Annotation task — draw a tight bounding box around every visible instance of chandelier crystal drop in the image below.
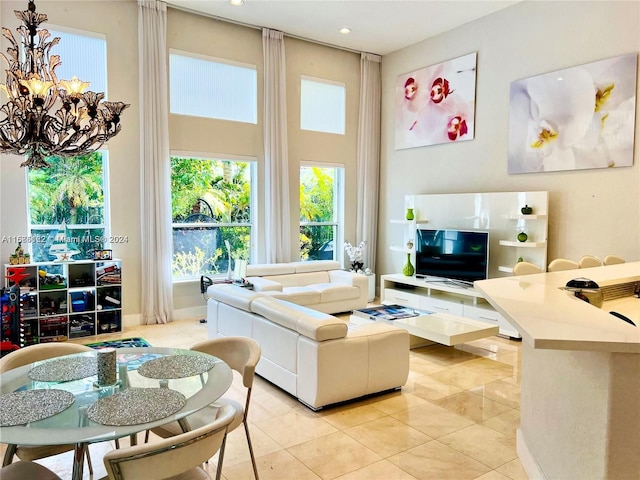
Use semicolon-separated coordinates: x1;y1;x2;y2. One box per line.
0;1;129;168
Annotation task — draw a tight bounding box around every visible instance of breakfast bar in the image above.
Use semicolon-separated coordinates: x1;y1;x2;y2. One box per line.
475;262;640;480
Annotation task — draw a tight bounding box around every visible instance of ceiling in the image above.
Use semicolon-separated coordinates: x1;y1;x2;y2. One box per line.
163;0;520;55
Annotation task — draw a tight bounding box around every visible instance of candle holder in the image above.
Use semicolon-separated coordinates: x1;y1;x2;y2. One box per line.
94;348;118;388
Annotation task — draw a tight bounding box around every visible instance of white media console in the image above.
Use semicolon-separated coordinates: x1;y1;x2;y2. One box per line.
384;191;550;340
380;273;520;338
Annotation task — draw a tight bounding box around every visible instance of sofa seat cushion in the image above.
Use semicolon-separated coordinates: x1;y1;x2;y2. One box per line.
248;277;282;292
207;284;263;312
309;283;360;303
251;297;347;341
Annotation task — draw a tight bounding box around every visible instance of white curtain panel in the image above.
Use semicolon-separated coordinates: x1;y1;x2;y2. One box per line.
262;28;292;263
138;0;173;324
356;53;382;272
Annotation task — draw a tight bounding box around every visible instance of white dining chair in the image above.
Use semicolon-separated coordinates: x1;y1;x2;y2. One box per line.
548;258;579;272
103;403;238;480
0;460;63;480
148;337;261;480
0;343;94;473
603;254;625;265
513;261;542;275
578;255;601;268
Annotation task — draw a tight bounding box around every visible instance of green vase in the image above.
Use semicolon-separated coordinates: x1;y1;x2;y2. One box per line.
405;208;415;221
402;253;415;276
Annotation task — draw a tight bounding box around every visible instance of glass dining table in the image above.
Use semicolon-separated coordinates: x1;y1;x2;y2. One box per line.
0;346;233;480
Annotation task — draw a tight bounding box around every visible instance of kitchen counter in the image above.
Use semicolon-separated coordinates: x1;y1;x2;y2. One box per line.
475;262;640;480
475;262;640;352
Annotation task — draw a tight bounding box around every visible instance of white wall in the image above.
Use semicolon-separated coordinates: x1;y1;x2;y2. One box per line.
378;0;640;277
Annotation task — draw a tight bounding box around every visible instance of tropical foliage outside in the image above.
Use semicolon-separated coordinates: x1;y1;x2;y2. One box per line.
27;155;338;276
28;153;106;262
300;166;337;261
171;157;251;279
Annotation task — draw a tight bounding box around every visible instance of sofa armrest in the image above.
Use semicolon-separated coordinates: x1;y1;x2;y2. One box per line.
328;270;368;289
247;277;283;292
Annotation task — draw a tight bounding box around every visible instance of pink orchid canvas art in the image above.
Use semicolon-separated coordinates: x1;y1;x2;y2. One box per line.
395;52;477;149
507;53;637;173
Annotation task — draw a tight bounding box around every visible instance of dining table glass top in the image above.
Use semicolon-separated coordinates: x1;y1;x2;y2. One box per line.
0;346;233;446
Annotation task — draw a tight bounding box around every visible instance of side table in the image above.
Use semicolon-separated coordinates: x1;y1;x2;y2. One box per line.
366;274;375;302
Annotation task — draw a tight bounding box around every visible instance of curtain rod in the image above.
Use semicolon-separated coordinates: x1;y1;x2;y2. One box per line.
167;3;369;56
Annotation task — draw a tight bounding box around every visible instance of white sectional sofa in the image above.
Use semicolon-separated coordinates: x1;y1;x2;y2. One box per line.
206;283;410;410
244;260;368;314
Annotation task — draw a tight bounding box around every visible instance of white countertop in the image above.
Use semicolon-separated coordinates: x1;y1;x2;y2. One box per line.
475;262;640;353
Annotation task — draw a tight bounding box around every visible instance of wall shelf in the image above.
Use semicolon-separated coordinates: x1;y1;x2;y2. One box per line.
390;245;413;254
505;214;548;220
399;192;549;277
499;240;547;248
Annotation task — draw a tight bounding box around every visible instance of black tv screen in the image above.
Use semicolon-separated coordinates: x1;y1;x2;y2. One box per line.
415;229;489;284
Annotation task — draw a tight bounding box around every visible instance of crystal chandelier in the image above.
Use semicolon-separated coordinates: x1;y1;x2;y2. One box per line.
0;1;129;168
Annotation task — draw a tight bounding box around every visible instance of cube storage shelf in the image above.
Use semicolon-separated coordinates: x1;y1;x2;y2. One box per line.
3;260;122;346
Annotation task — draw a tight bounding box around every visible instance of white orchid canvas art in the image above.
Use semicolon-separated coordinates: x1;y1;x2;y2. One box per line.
508;53;637;174
395;52;477;149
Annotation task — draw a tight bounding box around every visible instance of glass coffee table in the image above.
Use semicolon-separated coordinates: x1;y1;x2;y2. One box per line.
352;305;499;346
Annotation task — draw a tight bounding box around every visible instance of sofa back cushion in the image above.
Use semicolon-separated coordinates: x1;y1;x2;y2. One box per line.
292;260;341;273
251;297;347;341
246;263;296;277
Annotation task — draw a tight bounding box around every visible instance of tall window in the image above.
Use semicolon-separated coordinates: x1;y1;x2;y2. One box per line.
171;156;255;280
169;51;257;124
300;76;346;134
299;165;344;261
26;28;110;262
27;152;109;262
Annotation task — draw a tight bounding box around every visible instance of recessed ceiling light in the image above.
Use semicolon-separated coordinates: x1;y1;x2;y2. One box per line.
230;0;244;6
339;27;351;34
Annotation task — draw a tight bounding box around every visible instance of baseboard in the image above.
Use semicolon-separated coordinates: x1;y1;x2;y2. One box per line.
172;306;206;321
122;306;206;328
516;428;546;479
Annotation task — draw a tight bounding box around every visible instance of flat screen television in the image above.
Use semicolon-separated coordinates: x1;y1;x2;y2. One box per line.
415;228;489;285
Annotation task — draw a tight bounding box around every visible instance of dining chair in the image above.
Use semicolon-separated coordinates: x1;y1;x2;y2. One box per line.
0;343;94;474
513;261;542;275
103;403;238;480
547;258;579;272
578;255;602;268
148;336;261;480
0;460;63;480
603;254;625;266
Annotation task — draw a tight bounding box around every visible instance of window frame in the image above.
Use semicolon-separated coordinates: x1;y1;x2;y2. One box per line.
170;151;257;282
25;150;112;261
300;75;347;135
24;26;111;262
169;49;258;124
299;162;345;263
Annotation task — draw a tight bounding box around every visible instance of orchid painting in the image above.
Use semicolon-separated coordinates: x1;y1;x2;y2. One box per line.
508;53;637;173
395;52;477;149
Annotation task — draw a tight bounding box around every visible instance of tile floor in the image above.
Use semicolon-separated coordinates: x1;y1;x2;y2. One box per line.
3;314;529;480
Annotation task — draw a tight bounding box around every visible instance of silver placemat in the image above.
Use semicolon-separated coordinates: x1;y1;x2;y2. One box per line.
0;389;75;426
28;357;97;382
137;354;217;379
87;388;186;426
